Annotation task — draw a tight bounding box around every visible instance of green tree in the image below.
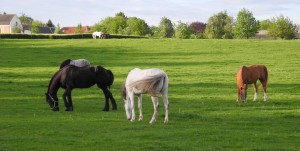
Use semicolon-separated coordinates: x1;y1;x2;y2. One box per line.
75;23;83;34
98;15;126;34
259;19;271;30
158;17;174;38
268;15;297;39
175;21;193;39
19;13;33;32
205;11;233;39
31;20;44;33
124;17;149;36
55;24;62;34
233;8;259;39
12;22;21;33
46;19;55;27
93;12;150;36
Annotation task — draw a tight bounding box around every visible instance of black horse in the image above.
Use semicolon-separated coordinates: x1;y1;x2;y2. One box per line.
45;65;117;111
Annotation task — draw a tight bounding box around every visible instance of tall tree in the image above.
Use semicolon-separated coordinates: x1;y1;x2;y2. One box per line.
75;23;83;34
158;17;174;38
205;11;233;39
175;21;193;39
190;22;206;34
46;19;55;27
31;20;44;33
259;19;271;30
268;15;297;39
55;24;62;34
233;8;259;39
19;13;33;32
125;17;150;36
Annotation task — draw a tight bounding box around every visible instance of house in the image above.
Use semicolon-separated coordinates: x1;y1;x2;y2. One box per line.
38;27;56;34
60;26;90;34
0;14;23;33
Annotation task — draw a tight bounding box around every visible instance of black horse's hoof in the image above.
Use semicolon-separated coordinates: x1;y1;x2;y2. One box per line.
51;107;59;111
102;108;109;112
112;107;117;110
65;107;73;111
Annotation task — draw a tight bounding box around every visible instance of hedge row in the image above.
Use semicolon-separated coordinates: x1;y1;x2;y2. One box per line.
0;33;147;39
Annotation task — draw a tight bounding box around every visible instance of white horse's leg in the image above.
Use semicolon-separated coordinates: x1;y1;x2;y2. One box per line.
264;92;268;101
252;83;258;101
162;93;169;123
149;96;159;124
253;92;258;101
129;92;135;122
137;94;143;121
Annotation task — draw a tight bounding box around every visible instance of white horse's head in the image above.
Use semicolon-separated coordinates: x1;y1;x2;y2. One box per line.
123;97;132;120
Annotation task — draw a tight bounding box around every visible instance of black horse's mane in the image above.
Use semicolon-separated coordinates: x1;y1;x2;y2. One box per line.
60;59;71;69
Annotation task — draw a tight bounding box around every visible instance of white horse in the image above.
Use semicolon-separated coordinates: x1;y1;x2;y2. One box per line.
92;31;103;39
122;68;169;124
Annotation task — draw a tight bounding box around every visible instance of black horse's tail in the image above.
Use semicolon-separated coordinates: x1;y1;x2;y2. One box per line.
60;59;71;69
106;70;114;88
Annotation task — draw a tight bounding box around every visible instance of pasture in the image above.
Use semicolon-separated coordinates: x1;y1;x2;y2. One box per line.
0;39;299;151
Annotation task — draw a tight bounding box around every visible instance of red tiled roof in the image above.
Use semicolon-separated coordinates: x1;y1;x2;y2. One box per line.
60;26;90;34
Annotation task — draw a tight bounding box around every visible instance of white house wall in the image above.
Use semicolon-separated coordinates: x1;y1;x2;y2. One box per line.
9;15;23;33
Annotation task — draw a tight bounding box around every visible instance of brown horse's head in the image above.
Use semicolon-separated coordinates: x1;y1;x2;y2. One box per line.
239;84;247;102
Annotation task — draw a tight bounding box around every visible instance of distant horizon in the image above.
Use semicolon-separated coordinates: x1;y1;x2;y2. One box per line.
2;0;300;27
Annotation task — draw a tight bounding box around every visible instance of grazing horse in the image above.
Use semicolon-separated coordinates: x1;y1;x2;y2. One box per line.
92;32;103;39
122;68;169;124
100;33;110;39
59;59;91;69
45;65;117;111
236;65;268;102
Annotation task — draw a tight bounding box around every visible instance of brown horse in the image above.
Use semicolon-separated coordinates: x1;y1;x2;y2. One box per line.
236;65;268;102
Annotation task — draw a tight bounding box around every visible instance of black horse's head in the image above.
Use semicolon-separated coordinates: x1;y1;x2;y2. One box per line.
94;66;114;88
45;93;59;111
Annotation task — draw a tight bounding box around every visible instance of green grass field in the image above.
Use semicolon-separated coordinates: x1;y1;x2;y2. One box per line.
0;39;299;151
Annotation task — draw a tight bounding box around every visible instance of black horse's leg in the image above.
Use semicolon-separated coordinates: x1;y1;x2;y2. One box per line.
101;88;110;111
108;90;117;110
63;88;73;111
67;90;73;111
62;89;69;110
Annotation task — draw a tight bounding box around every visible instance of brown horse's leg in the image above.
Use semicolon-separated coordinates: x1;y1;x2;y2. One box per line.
252;83;258;101
237;88;241;102
260;79;268;101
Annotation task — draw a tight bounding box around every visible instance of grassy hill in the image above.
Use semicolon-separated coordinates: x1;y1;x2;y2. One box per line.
0;39;299;151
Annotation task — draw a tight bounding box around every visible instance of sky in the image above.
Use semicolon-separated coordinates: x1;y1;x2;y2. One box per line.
1;0;300;27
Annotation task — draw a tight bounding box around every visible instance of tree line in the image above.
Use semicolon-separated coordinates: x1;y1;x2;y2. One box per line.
3;8;299;39
93;10;298;39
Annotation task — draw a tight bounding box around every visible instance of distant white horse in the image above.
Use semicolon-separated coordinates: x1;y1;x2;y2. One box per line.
122;68;169;124
92;32;103;39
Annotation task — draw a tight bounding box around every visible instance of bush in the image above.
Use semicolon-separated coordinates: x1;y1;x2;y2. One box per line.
0;33;147;39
